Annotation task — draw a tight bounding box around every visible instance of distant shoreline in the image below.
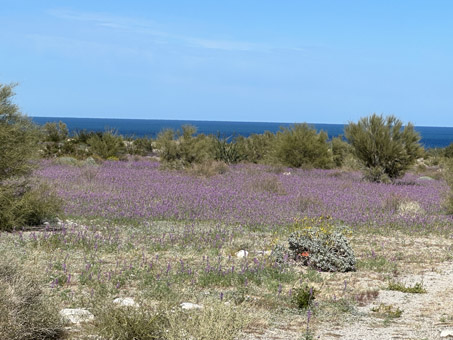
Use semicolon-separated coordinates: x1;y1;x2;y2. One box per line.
31;116;453;148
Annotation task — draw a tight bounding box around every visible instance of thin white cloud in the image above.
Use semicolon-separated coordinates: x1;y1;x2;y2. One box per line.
47;8;301;53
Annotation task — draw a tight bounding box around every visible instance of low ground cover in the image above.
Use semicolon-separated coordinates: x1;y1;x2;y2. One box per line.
1;160;453;339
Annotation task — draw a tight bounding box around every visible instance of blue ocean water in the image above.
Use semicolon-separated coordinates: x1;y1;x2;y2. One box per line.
31;116;453;149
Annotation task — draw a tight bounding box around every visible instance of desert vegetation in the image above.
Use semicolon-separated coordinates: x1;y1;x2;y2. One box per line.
2;83;453;339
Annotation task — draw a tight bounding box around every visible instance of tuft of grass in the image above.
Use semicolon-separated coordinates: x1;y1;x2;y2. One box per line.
93;301;248;340
387;281;426;294
93;302;168;340
0;260;65;340
371;303;403;319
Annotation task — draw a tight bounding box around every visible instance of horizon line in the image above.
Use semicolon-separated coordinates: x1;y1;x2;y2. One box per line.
29;115;453;129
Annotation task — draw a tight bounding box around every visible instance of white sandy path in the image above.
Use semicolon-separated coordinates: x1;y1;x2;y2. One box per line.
242;261;453;340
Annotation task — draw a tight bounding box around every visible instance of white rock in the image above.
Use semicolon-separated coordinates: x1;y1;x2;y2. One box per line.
113;297;139;307
236;250;249;258
60;308;94;324
180;302;203;310
283;172;291;176
441;330;453;338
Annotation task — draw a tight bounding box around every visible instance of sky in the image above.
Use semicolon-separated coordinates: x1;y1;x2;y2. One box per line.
1;1;453;126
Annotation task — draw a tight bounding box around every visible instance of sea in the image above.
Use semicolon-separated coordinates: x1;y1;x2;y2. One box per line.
31;117;453;149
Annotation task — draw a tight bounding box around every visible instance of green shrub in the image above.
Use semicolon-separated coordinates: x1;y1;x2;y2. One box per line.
445;142;453;158
43;121;68;143
0;261;65;340
345;114;422;182
235;131;275;163
213;135;242;164
87;129;125;159
0;182;62;231
0;83;40;180
331;136;353;167
156;125;215;166
0;83;61;231
292;284;316;309
444;159;453;215
272;123;333;169
131;137;154;156
387;281;426;294
287;219;356;272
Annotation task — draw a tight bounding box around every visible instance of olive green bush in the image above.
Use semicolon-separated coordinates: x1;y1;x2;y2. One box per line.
331;136;353;167
156;125;215;167
445;159;453;215
235;131;275;163
0;83;61;231
41;121;75;157
87;129;125;159
272;124;333;169
213;135;242;164
345;114;422;182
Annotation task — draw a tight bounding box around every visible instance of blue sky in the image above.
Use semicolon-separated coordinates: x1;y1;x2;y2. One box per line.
1;1;453;126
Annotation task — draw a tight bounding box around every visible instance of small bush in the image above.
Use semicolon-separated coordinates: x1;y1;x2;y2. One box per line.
0;261;65;340
387;281;426;294
292;284;316;309
186;160;229;177
371;303;403;319
213;135;242;164
445;159;453;215
0;182;62;231
87;129;125;159
287;218;356;272
252;176;286;195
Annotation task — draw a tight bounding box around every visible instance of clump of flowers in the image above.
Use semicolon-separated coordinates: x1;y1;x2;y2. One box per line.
287;216;356;272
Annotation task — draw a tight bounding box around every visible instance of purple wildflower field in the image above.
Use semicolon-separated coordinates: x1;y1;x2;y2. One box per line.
36;160;453;231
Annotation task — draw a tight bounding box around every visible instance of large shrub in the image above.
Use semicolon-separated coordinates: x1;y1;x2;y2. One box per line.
0;83;61;231
272;123;333;168
345;114;422;182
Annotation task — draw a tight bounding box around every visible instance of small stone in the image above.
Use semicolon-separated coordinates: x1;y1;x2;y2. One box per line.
236;250;248;258
180;302;203;310
60;308;94;324
113;297;139;307
283;172;291;176
441;329;453;338
419;176;434;181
